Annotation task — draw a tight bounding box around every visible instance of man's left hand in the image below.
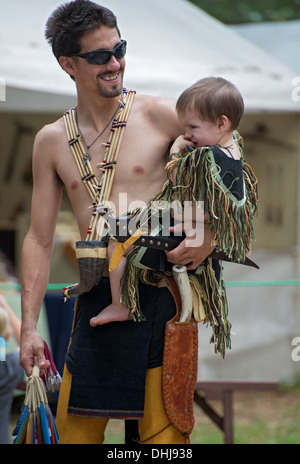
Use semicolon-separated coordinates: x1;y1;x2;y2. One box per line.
165;222;214;271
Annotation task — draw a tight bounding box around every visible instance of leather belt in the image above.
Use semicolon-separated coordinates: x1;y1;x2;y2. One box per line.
107;216;259;269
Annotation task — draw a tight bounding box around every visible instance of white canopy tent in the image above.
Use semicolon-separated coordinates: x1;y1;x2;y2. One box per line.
0;0;298;113
232;19;300;76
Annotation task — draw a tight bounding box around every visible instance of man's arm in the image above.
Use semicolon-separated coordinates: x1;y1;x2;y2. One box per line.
20;126;63;376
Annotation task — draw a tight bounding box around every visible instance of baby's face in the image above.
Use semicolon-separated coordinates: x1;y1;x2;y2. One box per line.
179;110;220;147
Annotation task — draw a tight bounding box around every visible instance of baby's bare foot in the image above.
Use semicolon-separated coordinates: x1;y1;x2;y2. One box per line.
90;303;130;326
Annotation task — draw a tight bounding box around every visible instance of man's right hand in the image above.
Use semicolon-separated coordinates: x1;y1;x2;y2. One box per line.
19;329;50;377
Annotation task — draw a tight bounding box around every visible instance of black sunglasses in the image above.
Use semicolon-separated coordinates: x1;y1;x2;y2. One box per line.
70;40;127;65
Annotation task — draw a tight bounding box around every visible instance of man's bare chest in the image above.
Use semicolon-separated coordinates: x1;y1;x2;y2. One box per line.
57;122;168;198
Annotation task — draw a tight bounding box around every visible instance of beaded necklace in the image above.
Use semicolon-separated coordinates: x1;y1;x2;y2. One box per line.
76;101;121;152
63;88;136;241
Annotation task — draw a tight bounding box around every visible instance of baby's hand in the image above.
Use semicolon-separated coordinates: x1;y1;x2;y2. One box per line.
170;136;195;154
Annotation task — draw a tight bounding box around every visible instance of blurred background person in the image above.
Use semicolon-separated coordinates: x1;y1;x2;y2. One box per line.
0;292;25;444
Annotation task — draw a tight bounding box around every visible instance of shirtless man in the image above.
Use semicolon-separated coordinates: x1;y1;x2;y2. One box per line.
19;1;213;444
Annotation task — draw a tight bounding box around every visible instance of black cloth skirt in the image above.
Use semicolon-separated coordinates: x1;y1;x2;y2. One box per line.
65;277;176;419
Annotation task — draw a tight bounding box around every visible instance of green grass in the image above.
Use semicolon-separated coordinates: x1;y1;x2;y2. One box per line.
191;420;300;445
11;386;300;445
191;388;300;445
102;384;300;445
102;401;300;445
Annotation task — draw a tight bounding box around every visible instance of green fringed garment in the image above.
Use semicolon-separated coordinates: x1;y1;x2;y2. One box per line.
121;132;258;358
155;131;258;262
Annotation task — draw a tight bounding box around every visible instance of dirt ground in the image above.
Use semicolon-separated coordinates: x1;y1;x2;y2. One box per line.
233;388;300;424
195;387;300;423
192;386;300;443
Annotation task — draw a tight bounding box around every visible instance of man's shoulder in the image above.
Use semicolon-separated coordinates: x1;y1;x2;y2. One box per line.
32;116;68;165
36;116;65;144
135;93;176;114
134;93;180;135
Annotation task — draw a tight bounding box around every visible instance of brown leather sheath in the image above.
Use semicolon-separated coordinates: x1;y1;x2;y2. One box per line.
162;277;198;441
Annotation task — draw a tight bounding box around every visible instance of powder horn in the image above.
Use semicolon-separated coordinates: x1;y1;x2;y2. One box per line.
63;240;107;299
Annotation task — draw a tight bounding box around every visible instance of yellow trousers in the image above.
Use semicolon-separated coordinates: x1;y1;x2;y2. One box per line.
56;365;186;444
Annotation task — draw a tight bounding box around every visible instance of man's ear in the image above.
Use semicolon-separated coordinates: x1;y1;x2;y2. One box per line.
58;56;77;79
217;115;229;131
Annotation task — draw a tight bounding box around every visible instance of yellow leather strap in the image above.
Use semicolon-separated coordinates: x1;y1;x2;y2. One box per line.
109;229;142;272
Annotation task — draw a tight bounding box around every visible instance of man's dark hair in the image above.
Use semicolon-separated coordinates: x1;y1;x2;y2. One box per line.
45;0;121;61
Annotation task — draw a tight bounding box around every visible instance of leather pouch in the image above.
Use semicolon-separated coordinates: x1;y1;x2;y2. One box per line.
162;278;198;441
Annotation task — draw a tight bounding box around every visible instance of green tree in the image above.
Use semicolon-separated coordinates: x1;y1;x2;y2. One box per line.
187;0;300;24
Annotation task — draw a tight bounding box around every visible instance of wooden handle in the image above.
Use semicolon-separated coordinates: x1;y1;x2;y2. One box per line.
32;357;40;377
172;265;193;322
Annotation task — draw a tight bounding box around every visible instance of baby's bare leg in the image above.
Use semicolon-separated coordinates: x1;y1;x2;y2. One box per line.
90;241;130;326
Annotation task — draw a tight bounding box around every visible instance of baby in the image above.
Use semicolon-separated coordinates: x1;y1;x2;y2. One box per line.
90;77;257;326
